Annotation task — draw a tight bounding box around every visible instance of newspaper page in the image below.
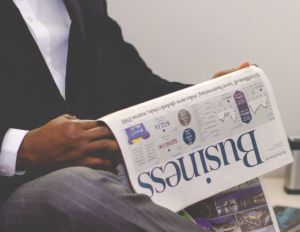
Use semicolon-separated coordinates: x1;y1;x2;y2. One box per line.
99;66;293;212
179;177;280;232
117;166;279;232
274;206;300;232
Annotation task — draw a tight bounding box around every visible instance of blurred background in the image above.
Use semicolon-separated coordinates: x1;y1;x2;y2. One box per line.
107;0;300;177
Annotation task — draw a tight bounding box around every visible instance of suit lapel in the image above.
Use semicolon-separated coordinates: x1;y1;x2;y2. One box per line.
62;0;107;117
62;0;88;111
0;0;107;115
63;0;106;42
63;0;86;43
0;0;67;109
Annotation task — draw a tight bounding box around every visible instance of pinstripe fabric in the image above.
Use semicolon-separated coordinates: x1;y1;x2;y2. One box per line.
0;167;203;232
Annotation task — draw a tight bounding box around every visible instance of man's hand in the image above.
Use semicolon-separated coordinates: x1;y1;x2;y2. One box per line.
17;115;120;171
212;62;250;79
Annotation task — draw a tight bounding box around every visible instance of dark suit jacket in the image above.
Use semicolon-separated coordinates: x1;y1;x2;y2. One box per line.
0;0;190;204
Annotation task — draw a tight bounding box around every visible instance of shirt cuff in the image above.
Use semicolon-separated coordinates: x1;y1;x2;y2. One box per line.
0;129;28;177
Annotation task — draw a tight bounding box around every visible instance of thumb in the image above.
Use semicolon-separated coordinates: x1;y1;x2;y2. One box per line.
238;62;250;70
212;62;250;79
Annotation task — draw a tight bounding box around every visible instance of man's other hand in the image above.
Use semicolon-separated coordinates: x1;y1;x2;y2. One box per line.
212;62;250;79
17;115;120;171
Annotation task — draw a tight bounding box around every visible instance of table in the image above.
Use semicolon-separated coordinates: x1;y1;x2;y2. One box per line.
263;177;300;208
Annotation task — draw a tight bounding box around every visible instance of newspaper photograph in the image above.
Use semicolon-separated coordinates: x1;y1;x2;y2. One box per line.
180;178;279;232
274;206;300;232
99;66;293;212
117;166;280;232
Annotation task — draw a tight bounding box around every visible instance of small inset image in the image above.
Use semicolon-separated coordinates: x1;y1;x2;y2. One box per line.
274;206;300;232
184;198;219;219
193;218;215;232
236;205;274;232
178;110;191;126
215;185;266;216
178;210;196;224
209;215;241;232
183;128;196;145
125;123;150;145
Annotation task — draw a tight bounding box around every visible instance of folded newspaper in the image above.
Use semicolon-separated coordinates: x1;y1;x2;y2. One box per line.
98;66;293;231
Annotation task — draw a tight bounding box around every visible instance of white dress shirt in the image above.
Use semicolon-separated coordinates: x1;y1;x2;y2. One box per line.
0;0;71;176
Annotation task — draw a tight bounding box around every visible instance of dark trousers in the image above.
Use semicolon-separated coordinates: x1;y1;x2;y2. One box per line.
0;167;203;232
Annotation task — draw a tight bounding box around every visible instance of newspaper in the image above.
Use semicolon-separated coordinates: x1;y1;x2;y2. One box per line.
179;177;280;232
98;66;293;213
117;165;280;231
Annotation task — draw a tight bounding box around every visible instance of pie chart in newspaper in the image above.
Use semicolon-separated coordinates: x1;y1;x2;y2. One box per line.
183;128;196;145
178;110;191;126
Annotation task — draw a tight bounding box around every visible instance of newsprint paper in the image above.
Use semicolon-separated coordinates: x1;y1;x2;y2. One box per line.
117;166;280;232
179;177;279;232
98;66;293;230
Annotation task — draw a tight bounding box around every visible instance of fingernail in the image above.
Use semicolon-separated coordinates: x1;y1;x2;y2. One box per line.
102;126;110;135
239;62;249;68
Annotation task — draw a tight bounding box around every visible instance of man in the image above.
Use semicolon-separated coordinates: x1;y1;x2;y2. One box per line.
0;0;249;231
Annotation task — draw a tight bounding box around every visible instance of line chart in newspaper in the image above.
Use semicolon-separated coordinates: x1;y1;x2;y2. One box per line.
99;66;293;212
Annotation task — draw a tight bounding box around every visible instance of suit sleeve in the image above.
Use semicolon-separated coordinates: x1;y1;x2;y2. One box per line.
95;14;192;112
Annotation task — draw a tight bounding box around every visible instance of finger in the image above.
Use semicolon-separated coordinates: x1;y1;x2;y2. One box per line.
90;151;122;160
76;120;99;130
85;139;120;153
76;156;118;169
85;126;114;141
212;68;235;79
51;157;118;170
212;62;250;79
61;114;76;120
237;62;250;70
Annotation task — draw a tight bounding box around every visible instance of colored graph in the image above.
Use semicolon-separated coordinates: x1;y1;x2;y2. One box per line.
191;80;274;147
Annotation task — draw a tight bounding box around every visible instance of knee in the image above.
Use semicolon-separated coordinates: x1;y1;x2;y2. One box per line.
41;166;124;195
16;167;127;209
2;167;134;230
47;166;120;186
